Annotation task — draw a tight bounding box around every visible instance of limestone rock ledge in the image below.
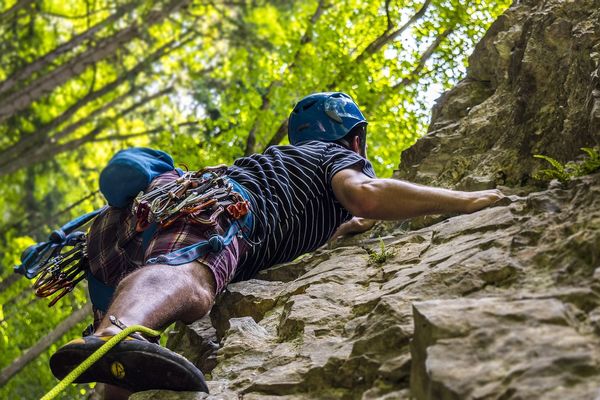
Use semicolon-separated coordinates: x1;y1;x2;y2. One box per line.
411;297;600;400
130;0;600;398
131;172;600;399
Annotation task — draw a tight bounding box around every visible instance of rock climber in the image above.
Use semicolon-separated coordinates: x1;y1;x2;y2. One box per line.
50;92;503;398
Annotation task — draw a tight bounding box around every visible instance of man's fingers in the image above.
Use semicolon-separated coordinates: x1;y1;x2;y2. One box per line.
465;189;508;213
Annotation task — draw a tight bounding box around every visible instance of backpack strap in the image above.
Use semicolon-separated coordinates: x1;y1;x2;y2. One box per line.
86;270;115;313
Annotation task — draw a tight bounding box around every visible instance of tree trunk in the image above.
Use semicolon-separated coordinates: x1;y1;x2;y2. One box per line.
0;274;20;293
0;0;34;26
0;0;189;124
0;46;159;161
0;1;137;96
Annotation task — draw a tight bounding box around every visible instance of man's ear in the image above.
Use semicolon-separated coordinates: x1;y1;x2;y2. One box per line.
351;136;361;154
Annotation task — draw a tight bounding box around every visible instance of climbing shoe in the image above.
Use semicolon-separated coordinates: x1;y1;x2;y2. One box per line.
49;335;209;393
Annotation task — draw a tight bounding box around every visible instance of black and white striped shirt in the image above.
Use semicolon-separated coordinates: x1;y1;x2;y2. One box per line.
227;141;376;280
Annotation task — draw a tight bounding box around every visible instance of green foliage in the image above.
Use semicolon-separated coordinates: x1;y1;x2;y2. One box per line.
178;0;511;177
533;147;600;183
0;314;94;399
366;238;395;265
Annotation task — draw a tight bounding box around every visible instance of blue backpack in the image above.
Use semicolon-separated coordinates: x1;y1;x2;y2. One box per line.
100;147;180;208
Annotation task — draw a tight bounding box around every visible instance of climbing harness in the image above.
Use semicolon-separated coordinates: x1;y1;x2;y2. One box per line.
41;316;162;400
15;163;255;308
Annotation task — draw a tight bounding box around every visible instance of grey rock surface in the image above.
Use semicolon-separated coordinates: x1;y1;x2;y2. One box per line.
132;0;600;399
132;171;600;399
411;297;600;400
395;0;600;189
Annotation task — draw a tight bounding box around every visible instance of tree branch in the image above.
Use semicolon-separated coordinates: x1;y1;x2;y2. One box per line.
0;291;36;323
0;0;35;26
0;190;99;242
0;88;176;176
353;0;431;65
264;0;433;149
91;121;199;143
38;6;115;20
392;26;454;90
0;304;91;386
0;35;190;165
0;1;137;96
0;0;190;123
384;0;393;31
0;274;20;294
257;0;327;153
207;0;273;49
263;119;288;150
51;88;137;143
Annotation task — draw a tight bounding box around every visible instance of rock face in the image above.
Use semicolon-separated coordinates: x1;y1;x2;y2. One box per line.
131;1;600;399
396;0;600;189
411;297;600;400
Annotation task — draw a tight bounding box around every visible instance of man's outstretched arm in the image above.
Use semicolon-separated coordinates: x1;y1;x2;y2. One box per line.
332;168;504;220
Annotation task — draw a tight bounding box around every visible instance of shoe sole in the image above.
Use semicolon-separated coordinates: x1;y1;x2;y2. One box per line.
50;338;208;392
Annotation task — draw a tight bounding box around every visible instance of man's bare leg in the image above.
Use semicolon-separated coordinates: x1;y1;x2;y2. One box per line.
91;262;216;400
94;261;216;337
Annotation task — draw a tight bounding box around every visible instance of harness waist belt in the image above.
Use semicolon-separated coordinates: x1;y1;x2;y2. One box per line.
143;174;253;265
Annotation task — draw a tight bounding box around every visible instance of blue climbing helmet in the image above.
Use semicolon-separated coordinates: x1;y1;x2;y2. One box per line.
288;92;367;145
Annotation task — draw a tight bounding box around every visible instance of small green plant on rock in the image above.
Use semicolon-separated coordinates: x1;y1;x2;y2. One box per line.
533;147;600;183
366;238;395;265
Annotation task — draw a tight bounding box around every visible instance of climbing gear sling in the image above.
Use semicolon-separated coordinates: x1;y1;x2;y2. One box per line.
15;208;106;306
15;149;254;308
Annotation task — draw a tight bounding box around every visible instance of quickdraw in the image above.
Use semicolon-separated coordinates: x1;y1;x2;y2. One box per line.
227;201;250;219
132;165;250;232
33;238;88;306
15;209;102;307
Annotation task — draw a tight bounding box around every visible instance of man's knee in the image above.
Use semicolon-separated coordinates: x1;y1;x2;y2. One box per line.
137;263;215;302
182;261;217;302
176;262;217;323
